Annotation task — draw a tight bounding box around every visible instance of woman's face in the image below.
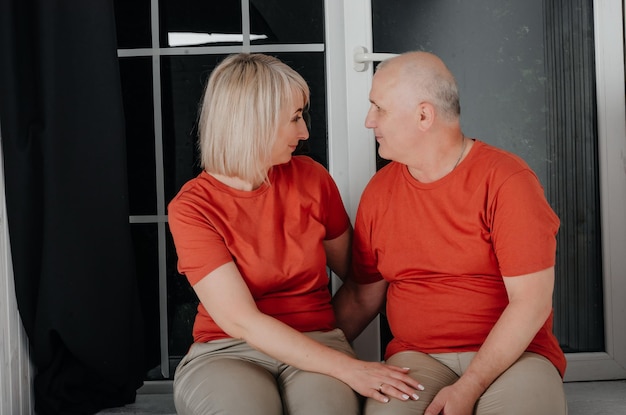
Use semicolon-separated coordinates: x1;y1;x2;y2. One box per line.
269;89;309;166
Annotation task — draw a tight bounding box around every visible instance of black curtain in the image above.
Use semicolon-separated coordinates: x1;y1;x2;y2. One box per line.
0;1;145;414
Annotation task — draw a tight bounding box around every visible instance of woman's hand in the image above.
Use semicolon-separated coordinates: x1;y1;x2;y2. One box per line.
338;359;425;403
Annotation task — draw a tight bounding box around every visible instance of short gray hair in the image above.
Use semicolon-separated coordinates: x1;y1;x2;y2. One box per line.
378;52;460;121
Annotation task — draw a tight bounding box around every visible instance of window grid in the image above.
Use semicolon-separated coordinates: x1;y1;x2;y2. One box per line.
119;0;325;379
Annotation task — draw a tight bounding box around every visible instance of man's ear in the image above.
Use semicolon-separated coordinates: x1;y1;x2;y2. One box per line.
416;101;435;130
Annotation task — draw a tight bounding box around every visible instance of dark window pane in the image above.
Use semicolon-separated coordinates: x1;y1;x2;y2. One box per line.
167;224;197;359
119;57;157;215
131;223;161;377
114;0;152;49
250;0;324;44
161;54;226;202
159;1;243;47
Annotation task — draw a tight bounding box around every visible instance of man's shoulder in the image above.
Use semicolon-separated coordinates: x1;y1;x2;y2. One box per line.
472;140;532;174
367;161;402;186
360;162;403;204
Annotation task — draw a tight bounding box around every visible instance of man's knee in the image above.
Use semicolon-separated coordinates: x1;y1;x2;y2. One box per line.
477;352;566;415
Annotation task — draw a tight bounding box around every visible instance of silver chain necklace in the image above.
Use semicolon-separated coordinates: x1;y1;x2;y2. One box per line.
452;135;467;170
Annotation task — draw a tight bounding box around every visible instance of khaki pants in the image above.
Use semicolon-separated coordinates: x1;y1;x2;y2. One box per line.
173;328;361;415
365;351;567;415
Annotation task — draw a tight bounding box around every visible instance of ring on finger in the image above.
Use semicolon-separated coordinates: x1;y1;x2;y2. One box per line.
377;383;384;392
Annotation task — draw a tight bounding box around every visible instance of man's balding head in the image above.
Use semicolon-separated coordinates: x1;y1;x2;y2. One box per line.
377;51;460;122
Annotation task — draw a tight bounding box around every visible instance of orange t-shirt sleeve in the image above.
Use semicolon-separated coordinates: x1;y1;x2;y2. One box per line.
321;170;351;240
351;189;384;284
490;170;560;276
167;195;233;286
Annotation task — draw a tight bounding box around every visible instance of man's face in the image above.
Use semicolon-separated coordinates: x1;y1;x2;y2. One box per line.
365;66;419;163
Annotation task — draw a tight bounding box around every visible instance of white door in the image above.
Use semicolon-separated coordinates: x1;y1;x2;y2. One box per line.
325;0;626;382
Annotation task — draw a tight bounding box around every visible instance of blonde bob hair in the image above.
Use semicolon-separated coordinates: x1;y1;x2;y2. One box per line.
198;53;310;184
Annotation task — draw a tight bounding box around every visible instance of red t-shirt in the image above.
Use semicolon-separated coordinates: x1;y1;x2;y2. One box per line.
168;156;350;343
353;141;566;377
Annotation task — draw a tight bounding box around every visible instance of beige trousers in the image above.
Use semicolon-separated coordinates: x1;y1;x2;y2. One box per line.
173;328;361;415
365;351;567;415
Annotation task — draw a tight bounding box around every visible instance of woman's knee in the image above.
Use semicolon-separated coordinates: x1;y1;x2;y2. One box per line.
280;367;360;415
174;357;282;415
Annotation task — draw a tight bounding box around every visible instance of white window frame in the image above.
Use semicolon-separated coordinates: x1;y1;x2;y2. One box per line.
325;0;626;381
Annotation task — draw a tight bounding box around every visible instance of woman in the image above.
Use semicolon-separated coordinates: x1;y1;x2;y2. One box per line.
168;53;423;415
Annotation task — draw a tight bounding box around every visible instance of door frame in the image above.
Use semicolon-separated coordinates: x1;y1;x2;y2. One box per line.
325;0;626;382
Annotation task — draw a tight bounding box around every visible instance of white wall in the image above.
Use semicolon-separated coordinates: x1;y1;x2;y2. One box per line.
0;134;34;415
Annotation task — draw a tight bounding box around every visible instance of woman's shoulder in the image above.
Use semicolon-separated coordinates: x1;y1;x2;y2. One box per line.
168;172;213;212
290;155;327;170
275;155;332;180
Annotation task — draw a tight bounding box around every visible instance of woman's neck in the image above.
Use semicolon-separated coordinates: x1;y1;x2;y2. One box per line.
207;172;261;191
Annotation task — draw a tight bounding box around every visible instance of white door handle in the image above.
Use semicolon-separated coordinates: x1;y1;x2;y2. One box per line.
353;46;399;72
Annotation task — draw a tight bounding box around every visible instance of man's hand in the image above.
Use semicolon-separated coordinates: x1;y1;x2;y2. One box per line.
424;377;483;415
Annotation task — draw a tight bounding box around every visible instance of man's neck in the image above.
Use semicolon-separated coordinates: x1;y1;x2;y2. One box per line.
407;132;469;183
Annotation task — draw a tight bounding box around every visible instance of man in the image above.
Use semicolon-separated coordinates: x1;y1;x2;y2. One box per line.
333;51;567;415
